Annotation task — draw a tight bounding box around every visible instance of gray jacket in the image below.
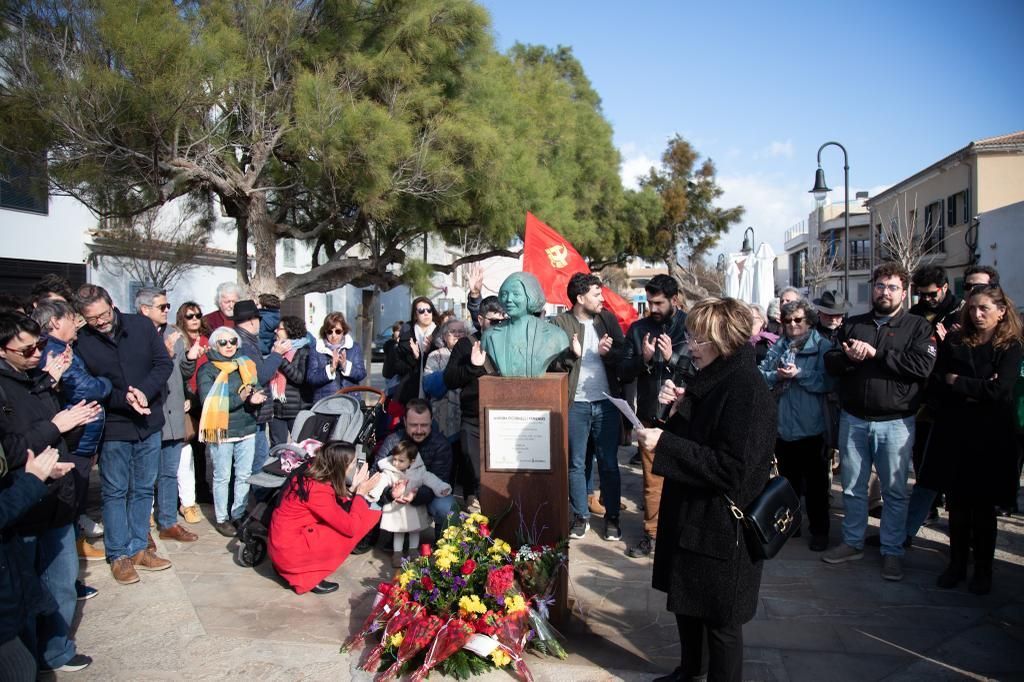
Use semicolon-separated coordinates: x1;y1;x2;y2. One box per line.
160;325;196;442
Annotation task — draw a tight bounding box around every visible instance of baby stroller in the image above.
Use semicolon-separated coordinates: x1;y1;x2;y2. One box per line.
236;386;388;567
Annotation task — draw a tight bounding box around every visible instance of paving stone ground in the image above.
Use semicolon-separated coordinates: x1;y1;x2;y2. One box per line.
64;443;1024;681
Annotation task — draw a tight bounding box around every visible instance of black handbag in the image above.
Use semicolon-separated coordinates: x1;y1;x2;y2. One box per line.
724;460;801;560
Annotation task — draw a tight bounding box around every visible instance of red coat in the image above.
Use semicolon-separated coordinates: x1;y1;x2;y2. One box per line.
268;479;381;594
203;310;234;332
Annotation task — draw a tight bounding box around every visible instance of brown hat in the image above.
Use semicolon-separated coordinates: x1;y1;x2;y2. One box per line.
812;290;848;315
232;299;260;323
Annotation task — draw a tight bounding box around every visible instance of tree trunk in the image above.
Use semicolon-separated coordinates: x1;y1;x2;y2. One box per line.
245;192;283;297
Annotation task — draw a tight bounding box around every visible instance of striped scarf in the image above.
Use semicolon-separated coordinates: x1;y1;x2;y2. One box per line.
199;357;258;444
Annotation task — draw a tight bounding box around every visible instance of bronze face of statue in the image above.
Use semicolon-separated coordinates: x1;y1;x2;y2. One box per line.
482;272;568;377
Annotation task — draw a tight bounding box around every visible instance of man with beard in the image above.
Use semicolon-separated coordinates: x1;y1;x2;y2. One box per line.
619;274;693;558
909;265;961;342
822;263;936;582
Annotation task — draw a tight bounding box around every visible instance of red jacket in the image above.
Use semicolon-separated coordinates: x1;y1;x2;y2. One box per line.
203;310;234;332
268;478;381;594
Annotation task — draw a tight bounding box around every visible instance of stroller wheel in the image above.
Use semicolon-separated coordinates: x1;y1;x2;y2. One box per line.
238;536;267;567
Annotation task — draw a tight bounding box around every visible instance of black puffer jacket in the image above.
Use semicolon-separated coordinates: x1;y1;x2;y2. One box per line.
272;346;313;422
652;344;776;625
0;362;76;534
824;309;937;420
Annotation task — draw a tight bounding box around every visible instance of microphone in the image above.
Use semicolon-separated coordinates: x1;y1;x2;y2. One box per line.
656;374;685;424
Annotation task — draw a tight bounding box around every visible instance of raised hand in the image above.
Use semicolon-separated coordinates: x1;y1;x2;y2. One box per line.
470;341;486;367
52;400;102;433
24;447;60;482
656;334;673;362
409;337;421;360
186;338;207;360
355;472;383;497
571;333;582;358
164;330;182;357
598;333;613;356
467;263;484;297
641;333;656;363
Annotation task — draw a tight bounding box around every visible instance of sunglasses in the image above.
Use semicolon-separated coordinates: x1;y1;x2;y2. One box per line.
184;312;202;320
918;290;941;299
782;317;807;324
3;339;46;358
216;338;239;347
327;328;345;336
416;307;433;315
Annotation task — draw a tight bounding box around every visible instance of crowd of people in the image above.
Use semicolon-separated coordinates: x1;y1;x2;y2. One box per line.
0;259;1021;682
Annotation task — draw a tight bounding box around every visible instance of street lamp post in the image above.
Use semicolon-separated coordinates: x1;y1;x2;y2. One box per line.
809;142;850;300
741;226;755;254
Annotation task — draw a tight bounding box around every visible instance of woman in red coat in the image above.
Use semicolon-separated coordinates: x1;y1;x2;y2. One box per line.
269;442;383;594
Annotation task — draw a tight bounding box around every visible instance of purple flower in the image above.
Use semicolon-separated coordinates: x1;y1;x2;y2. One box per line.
413;590;422;601
496;595;505;607
431;588;440;600
369;622;382;633
452;576;466;589
421;567;431;575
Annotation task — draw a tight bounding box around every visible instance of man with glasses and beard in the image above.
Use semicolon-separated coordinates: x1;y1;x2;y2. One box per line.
619;274;693;558
822;263;937;582
74;285;174;586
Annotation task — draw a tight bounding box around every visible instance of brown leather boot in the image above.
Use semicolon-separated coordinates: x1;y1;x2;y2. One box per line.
132;549;172;572
111;557;140;585
588;493;606;515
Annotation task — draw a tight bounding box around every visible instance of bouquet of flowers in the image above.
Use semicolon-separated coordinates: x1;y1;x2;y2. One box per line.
342;511;570;679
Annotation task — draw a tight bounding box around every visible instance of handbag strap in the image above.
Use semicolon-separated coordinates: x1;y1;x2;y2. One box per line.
723;454;779;521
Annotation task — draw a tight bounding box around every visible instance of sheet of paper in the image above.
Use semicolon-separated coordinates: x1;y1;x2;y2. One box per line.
487;409;551;470
602;392;644;431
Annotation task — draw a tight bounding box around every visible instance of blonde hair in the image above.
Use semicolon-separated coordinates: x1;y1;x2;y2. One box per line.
686;297;754;357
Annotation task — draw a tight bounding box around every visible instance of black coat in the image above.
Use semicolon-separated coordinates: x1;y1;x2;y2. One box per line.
652;344;776;626
75;310;173;441
0;362;76;534
620;308;694;422
917;335;1023;506
444;334;489;422
272;346;314;422
392;322;435;404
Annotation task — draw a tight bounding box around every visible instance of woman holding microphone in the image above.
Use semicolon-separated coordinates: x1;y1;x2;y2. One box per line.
638;297;777;682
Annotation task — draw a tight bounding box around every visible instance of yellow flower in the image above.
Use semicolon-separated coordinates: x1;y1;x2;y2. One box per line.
442;526;460;541
398;570;417;589
488;539;511;556
389;632;404;648
466;513;489;526
490;648;511;667
505;594;526;614
436;555;454;570
458;594;487;615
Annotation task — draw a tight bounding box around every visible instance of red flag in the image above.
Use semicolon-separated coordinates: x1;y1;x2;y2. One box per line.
522;212;638;333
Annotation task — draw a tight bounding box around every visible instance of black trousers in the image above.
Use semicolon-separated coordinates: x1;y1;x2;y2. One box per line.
775;435;829;537
946;494;997;576
676;614;742;682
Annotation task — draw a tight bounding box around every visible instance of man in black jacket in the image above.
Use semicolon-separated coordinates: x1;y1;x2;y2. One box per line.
821;263;937;582
619;274;693;558
550;273;627;542
0;312;98;672
909;265;962;342
75;285;174;586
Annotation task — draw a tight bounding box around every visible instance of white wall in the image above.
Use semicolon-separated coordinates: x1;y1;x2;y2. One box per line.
1;194;95;264
977;200;1024;304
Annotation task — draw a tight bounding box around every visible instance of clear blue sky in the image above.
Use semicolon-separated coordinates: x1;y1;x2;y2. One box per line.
479;0;1024;259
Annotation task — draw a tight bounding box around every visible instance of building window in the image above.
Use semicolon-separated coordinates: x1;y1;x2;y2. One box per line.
0;151;48;215
282;238;296;267
849;239;870;270
923;200;945;253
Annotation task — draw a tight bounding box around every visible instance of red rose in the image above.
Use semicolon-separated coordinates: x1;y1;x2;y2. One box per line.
461;559;477;575
419;543;433;557
421;576;434;591
479;524;491;537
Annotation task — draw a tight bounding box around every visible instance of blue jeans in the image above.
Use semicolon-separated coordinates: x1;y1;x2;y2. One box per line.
251;425;270;474
568;400;621;521
428;495;458;533
906;485;938;538
101;431;161;560
157;440;184;529
209;437;255;523
838;411;914;557
20;523;77;668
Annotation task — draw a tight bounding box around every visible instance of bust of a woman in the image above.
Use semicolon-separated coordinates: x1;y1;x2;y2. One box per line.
482;272;569;377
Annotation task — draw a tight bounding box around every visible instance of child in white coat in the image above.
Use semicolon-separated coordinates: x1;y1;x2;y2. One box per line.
368;440;452;567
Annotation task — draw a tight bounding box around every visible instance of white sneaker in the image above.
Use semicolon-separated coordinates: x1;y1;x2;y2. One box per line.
78;515;104;539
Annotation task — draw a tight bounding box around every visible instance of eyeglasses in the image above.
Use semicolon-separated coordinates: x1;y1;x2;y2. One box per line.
327;328;345;336
416;307;433;315
873;283;902;293
156;303;172;311
448;328;467;336
216;338;239;347
3;339;46;358
484;315;504;322
184;312;202;320
917;290;941;299
83;308;113;324
782;317;807;324
686;338;713;349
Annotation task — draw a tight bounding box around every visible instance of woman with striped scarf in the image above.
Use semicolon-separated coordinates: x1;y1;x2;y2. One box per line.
197;327;266;537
